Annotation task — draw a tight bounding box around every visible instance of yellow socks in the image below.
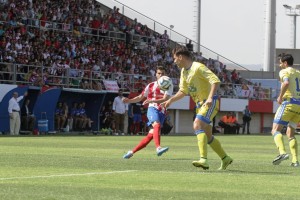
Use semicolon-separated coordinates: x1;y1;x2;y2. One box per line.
289;137;298;163
273;132;286;155
196;130;207;159
196;131;228;161
208;136;226;159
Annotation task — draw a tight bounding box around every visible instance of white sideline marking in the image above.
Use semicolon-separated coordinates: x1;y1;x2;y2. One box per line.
0;170;137;181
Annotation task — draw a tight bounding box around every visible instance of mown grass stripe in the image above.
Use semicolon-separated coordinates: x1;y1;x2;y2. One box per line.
0;170;137;181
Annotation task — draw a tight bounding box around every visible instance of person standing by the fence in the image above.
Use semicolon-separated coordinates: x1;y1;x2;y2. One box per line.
8;91;27;135
113;90;128;135
242;106;251;134
21;99;36;131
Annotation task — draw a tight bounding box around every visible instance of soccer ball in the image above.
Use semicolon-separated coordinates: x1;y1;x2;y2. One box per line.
157;76;173;91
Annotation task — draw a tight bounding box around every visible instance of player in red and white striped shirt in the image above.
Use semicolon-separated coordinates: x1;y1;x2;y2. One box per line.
122;66;173;159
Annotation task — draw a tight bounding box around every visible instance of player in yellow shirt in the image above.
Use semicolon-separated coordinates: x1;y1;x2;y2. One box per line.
272;53;300;167
161;46;233;170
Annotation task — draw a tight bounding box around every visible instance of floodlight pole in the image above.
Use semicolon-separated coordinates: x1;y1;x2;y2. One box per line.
197;0;201;53
263;0;276;72
293;15;297;49
283;5;300;49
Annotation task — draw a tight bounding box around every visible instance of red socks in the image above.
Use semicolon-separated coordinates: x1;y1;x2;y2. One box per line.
132;123;161;153
132;133;153;153
153;123;161;148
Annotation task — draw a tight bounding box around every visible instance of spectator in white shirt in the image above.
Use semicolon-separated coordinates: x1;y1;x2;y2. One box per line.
15;41;22;50
112;90;128;135
8;91;27;135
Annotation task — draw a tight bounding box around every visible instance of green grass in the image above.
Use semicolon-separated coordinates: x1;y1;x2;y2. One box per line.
0;135;299;200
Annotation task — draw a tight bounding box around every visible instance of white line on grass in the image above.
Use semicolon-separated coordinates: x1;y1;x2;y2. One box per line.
0;170;137;181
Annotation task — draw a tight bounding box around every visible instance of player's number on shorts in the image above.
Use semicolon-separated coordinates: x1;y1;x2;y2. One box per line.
295;78;300;92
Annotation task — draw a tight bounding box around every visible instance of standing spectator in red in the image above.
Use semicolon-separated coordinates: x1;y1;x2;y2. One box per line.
99;19;109;37
91;16;101;36
40;12;47;27
231;69;239;84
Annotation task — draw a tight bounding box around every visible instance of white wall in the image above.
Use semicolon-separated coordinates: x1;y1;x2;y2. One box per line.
168;110;275;135
220;98;248;112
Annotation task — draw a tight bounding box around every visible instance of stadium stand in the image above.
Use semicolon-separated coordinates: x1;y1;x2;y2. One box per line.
0;0;273;99
0;0;278;134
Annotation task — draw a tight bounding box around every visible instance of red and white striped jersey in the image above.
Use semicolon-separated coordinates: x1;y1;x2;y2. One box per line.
142;81;172;113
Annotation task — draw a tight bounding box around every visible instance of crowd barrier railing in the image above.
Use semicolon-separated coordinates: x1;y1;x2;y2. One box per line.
0;62;274;100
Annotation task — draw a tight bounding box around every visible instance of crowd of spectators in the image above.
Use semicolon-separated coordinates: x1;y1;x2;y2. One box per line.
0;0;276;136
0;0;182;92
0;0;270;99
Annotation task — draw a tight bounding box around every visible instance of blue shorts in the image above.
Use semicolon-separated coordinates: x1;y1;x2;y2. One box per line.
273;100;300;126
195;96;219;124
146;107;165;127
133;114;142;123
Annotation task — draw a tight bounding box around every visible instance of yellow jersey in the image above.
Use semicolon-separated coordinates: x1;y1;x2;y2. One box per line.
179;62;220;104
279;67;300;99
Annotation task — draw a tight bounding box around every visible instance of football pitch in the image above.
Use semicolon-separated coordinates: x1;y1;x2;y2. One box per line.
0;135;299;200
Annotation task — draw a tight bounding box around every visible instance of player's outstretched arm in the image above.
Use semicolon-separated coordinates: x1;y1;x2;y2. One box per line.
160;90;186;108
122;94;145;104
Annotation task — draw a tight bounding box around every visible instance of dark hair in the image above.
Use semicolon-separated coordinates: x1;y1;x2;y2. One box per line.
156;66;166;72
278;53;294;66
172;46;193;59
